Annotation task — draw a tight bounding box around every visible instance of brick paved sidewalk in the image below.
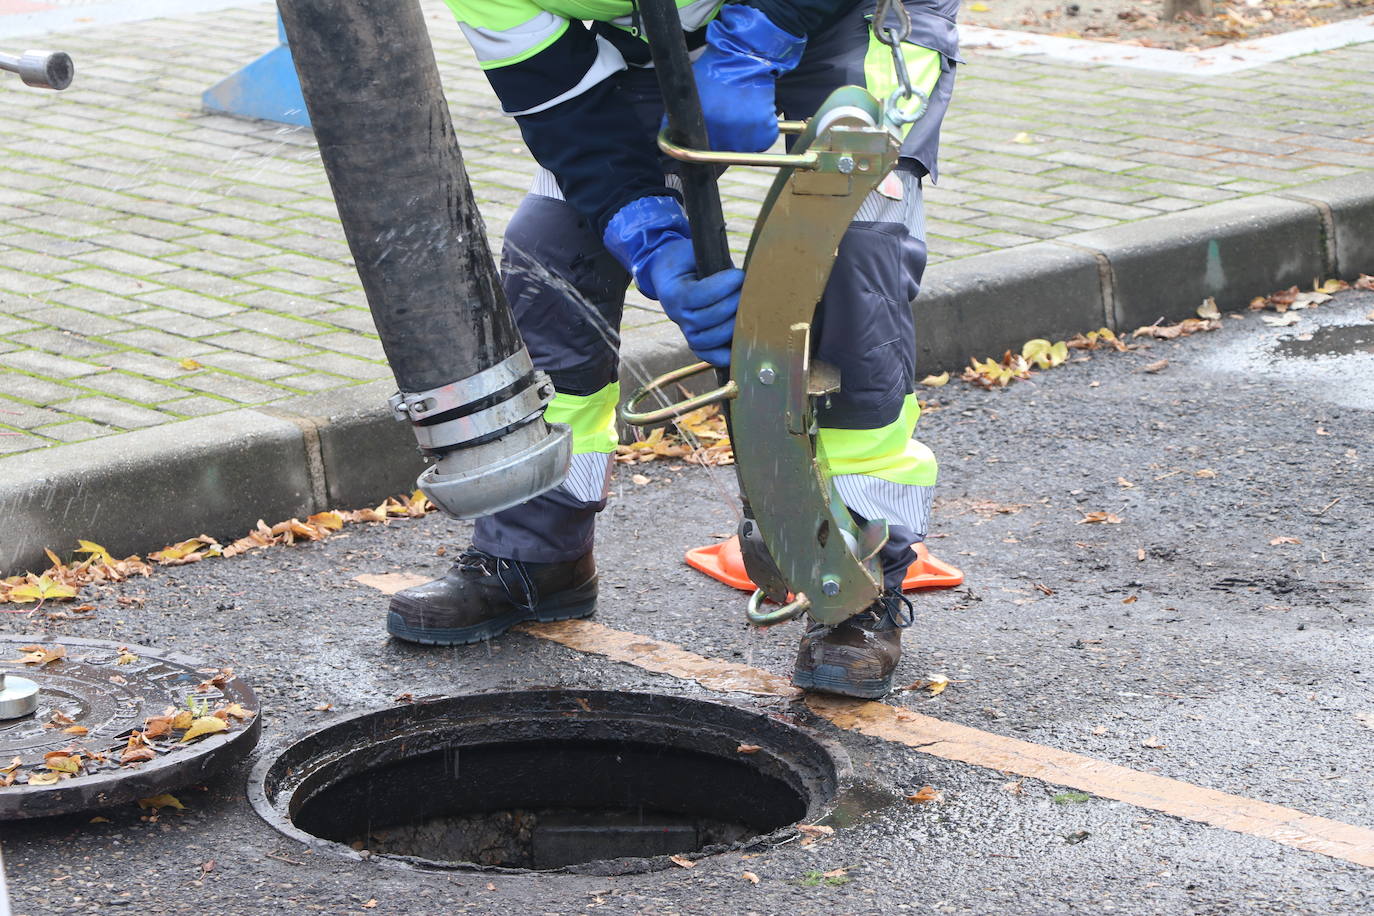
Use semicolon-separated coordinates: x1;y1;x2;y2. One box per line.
0;2;1371;456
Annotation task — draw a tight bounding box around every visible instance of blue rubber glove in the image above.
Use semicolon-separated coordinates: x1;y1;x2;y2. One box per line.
692;4;806;153
604;196;742;367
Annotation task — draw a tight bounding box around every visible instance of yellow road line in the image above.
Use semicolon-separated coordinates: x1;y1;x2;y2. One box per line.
522;619;1374;870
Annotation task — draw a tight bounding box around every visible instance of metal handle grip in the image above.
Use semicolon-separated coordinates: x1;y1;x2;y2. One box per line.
657;127;821;169
621;361;738;427
746;589;811;626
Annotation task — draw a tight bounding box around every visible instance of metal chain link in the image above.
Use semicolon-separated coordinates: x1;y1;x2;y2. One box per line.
871;0;928;129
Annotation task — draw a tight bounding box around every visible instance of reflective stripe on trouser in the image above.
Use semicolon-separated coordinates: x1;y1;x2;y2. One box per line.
472;382;619;563
819;393;937;591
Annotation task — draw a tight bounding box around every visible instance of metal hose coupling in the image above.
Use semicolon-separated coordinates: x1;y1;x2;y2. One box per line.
389;350;571;519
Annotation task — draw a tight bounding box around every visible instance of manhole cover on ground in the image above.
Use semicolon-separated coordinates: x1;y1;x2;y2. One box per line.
250;690;842;875
0;636;261;820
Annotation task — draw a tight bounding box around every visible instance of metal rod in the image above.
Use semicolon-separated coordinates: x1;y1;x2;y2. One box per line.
635;0;732;277
657;127;820;169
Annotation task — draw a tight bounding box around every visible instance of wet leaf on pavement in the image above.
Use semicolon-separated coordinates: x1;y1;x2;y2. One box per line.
8;644;67;666
1134;318;1220;340
137;794;185;811
180;716;229;742
905;785;944;804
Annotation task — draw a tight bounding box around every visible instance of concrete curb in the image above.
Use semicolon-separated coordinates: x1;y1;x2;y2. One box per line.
2;175;1372;574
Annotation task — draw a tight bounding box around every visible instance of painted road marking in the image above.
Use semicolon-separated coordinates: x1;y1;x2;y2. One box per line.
521;618;1374;870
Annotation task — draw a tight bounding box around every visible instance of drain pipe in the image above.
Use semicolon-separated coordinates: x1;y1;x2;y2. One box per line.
276;0;570;518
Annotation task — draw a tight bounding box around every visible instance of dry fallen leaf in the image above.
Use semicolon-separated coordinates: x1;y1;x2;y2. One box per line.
669;854;696;868
736;744;762;754
918;371;950;387
26;771;61;786
1078;512;1123;525
178;358;202;370
1196;297;1220;320
62;725;89;736
742;872;760;885
1022;338;1069;370
1117;477;1135;488
1141;735;1166;749
962;351;1032;388
631;474;652;486
1195;469;1217;479
1142;359;1169;373
905;785;944;804
362;901;377;910
1269;536;1302;546
1001;780;1024;795
1261;313;1300;327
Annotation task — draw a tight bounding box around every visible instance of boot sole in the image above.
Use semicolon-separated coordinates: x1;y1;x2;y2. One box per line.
386;576;598;646
792;665;895;699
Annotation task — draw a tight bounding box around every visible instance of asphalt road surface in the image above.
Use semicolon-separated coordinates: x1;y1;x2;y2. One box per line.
2;291;1372;914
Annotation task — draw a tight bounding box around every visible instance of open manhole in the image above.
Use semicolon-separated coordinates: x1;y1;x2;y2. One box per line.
249;690;842;874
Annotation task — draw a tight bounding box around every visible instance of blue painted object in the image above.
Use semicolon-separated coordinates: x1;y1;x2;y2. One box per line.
202;15;310;127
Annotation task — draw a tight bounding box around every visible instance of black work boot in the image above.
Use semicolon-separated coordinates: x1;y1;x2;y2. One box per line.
387;548;597;646
791;592;914;698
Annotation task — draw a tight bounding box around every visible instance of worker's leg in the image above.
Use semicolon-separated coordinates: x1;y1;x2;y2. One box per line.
778;1;956;696
471;185;629;563
791;171;937;697
388;184;629;645
813;169;936;593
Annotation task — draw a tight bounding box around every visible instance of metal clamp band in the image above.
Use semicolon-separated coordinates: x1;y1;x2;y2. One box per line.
389;349;536;422
410;374;553;451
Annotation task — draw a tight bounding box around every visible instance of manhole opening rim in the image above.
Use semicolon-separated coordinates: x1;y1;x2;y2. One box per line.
247;688;849;875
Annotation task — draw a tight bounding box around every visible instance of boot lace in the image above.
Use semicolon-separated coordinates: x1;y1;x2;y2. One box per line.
457;548;539;613
853;589;915;630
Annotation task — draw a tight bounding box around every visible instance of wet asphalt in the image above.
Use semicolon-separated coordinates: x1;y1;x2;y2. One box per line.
2;291;1372;915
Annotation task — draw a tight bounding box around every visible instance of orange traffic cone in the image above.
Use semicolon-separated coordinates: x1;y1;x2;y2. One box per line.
685;535;963;593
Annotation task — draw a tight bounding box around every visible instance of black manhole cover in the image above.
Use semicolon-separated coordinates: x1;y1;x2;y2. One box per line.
250;690;843;875
0;636;261;820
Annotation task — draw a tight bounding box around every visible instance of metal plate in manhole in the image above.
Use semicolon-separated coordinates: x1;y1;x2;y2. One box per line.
1;636;261;820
